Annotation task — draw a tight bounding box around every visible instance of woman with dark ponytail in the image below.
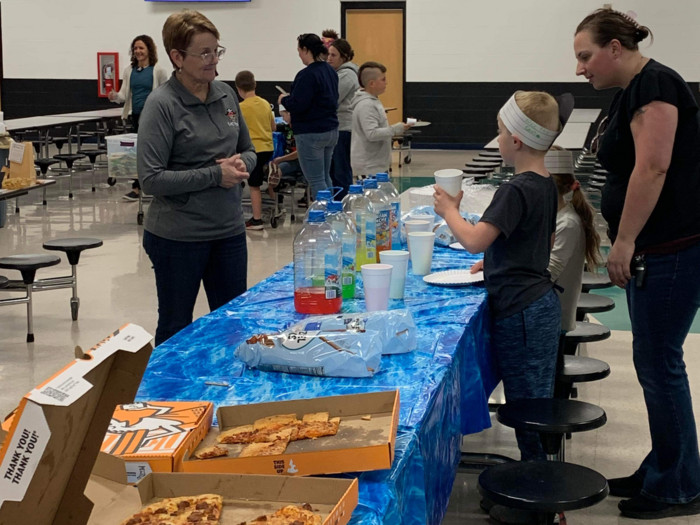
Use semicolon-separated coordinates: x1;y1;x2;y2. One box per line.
575;7;700;519
279;33;339;199
546;149;601;333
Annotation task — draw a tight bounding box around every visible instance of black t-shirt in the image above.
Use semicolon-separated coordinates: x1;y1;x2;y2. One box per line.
598;59;700;249
481;171;558;319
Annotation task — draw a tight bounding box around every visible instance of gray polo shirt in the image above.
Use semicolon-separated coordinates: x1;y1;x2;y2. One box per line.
137;73;256;242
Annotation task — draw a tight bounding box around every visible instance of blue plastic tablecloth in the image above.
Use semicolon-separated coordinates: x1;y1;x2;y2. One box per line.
136;246;499;524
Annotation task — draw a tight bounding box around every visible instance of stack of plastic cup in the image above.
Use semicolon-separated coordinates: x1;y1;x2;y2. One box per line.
361;263;393;311
408;232;435;275
379;250;410;299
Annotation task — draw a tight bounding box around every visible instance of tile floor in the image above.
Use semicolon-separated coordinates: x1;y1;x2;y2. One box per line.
1;149;699;524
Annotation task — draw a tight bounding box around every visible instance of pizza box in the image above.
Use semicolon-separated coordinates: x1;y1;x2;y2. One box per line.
87;472;358;525
0;323;153;525
181;390;399;477
100;400;214;481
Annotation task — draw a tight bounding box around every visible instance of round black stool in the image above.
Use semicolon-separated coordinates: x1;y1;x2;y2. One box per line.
562;321;611;356
555;355;611;399
78;148;107;191
479;460;609;524
497;398;607;460
34;158;60;205
0;254;61;342
576;292;615;321
42;237;103;320
582;273;612;292
479;150;503;158
53;153;86;198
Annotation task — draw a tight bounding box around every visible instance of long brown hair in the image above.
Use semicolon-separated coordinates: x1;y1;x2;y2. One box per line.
130;35;158;68
552;172;601;270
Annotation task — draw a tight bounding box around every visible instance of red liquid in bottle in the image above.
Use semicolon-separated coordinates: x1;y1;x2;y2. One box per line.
294;287;342;314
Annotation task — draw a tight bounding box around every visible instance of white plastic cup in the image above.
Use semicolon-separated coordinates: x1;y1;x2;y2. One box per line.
407;117;417;125
379;250;410;299
361;263;393;311
434;169;464;197
403;219;431;251
408;232;435;275
408;213;435;231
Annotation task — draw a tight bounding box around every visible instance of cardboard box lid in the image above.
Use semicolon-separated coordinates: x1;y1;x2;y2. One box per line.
101;401;213;459
0;324;153;525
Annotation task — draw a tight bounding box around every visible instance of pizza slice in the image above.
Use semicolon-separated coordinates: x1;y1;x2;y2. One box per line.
253;422;300;443
194;445;229;460
119;494;222;525
253;413;298;431
239;439;289;458
296;417;341;440
302;412;329;424
217;424;256;444
247;503;322;525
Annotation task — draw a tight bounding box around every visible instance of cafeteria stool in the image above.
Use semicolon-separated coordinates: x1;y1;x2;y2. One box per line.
52;152;86;199
576;292;614;321
478;460;609;525
581;271;612;292
40;237;103;321
0;253;61;342
497;398;607;461
562;320;610;356
34;158;60;205
555;354;610;400
78;148;107;191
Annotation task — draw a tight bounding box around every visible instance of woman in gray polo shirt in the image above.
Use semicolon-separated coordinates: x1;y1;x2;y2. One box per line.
136;10;256;346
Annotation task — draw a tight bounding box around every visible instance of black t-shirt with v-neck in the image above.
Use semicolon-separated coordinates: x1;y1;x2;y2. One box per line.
598;59;700;250
480;171;558;319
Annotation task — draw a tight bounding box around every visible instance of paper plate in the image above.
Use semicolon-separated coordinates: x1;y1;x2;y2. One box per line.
423;270;484;287
449;242;466;251
411;121;431;127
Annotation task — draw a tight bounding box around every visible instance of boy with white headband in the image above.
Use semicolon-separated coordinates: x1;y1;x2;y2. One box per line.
434;91;561;465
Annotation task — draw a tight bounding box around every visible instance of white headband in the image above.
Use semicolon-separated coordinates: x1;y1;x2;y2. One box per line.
499;94;559;151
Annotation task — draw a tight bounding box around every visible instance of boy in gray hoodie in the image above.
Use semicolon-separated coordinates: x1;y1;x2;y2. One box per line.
350;61;412;177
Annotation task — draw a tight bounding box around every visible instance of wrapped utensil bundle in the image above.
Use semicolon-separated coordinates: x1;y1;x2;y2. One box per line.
235;310;417;378
286;309;417;355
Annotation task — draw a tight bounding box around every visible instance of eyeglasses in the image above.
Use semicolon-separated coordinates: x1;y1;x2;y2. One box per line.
589;115;609;155
179;46;226;65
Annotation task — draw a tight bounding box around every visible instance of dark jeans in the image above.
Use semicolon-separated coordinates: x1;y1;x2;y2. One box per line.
627;241;700;503
330;130;353;200
143;230;247;346
491;289;561;460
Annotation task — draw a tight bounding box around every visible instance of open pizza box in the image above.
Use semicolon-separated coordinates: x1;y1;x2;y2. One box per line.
0;323;154;525
181;390;400;477
87;471;358;525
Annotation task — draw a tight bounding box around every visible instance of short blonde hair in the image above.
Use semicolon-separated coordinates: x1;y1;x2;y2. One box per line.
162;10;220;67
514;91;560;134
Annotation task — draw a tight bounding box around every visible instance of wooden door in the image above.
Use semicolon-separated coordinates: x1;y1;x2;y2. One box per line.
345;9;404;124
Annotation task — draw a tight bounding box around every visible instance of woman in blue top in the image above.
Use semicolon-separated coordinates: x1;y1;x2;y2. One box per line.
575;8;700;519
279;33;339;199
109;35;168;200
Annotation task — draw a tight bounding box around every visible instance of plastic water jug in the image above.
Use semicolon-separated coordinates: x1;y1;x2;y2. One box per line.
327;200;357;299
293;210;342;314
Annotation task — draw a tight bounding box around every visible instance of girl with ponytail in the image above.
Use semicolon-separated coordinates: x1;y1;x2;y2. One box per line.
546;150;601;332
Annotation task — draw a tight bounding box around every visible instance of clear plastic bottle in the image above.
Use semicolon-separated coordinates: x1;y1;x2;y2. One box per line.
343;184;376;269
304;189;332;219
376;172;401;250
326;200;357;299
293;210;342;314
363;178;392;259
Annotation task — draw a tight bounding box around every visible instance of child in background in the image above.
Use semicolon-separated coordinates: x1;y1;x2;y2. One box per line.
434;91;562;463
235;70;276;230
546;148;601;333
350;61;412;178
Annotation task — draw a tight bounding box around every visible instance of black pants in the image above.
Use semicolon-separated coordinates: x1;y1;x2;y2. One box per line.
131;113;141;190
